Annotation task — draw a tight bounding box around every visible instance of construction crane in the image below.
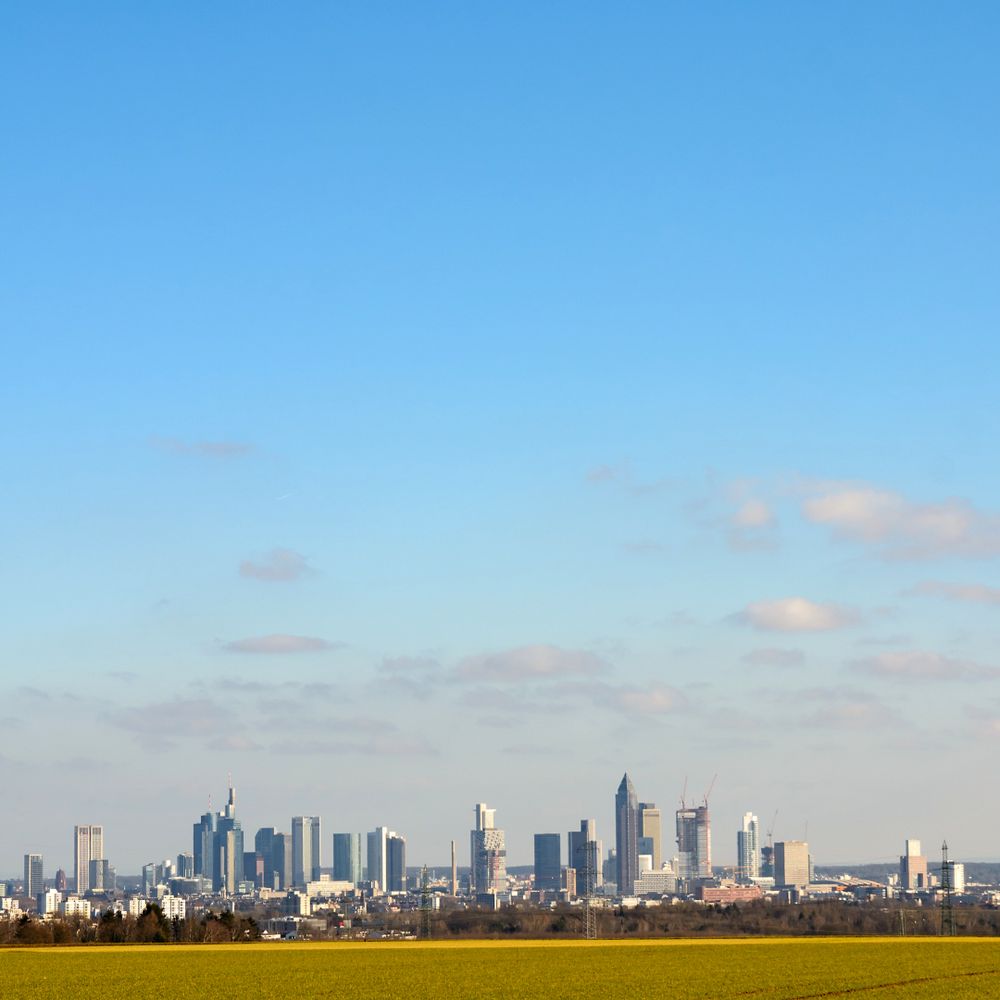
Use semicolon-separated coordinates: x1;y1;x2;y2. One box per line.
703;774;717;807
767;810;779;849
679;776;688;810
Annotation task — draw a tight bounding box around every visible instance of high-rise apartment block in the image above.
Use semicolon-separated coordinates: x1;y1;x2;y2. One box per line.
470;802;507;894
533;834;561;892
774;840;810;889
73;825;104;894
615;774;639;892
737;812;760;882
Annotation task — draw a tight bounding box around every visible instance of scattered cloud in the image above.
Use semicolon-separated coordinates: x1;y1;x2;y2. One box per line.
456;644;608;683
732;498;775;529
802;481;1000;560
222;634;340;655
150;435;254;459
586;464;621;483
771;685;897;731
602;682;685;715
102;698;231;750
239;548;315;582
584;462;673;495
851;651;1000;682
378;656;440;674
905;580;1000;606
855;634;911;647
736;597;859;632
727;498;778;552
742;647;806;668
964;705;1000;738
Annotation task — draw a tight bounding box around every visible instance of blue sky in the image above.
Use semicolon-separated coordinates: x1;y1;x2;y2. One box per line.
3;2;1000;875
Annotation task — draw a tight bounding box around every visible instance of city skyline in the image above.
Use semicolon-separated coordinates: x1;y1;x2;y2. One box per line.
5;772;979;881
5;3;1000;877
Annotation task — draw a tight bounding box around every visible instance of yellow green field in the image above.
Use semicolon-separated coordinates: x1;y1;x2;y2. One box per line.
1;938;999;999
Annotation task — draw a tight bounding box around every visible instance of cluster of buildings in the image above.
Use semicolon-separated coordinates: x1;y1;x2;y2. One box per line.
2;773;978;930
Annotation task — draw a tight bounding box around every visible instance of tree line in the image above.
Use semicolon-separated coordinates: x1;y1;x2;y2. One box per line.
0;904;261;946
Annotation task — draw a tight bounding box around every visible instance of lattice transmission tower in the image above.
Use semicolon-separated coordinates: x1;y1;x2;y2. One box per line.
582;846;598;939
420;865;433;939
940;841;956;936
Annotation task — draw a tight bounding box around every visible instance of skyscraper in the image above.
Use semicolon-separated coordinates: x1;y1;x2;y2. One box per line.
568;819;603;896
367;827;389;890
386;833;407;892
73;825;104;894
272;832;293;889
254;827;276;885
214;780;244;894
292;816;321;887
615;774;639;893
900;838;927;890
676;805;711;879
88;859;112;893
24;854;43;897
193;809;216;886
774;840;810;889
333;833;363;885
533;834;561;892
737;812;760;882
639;802;662;870
470;802;507;894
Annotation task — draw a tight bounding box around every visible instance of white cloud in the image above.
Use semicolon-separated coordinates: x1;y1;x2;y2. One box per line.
456;644;608;683
852;651;1000;682
239;548;314;582
223;634;339;654
906;580;1000;606
737;597;858;632
802;481;1000;559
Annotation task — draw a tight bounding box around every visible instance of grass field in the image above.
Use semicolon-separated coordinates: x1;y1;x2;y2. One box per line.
1;938;999;999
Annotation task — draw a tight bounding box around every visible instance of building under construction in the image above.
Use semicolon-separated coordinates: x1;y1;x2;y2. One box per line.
676;804;711;879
